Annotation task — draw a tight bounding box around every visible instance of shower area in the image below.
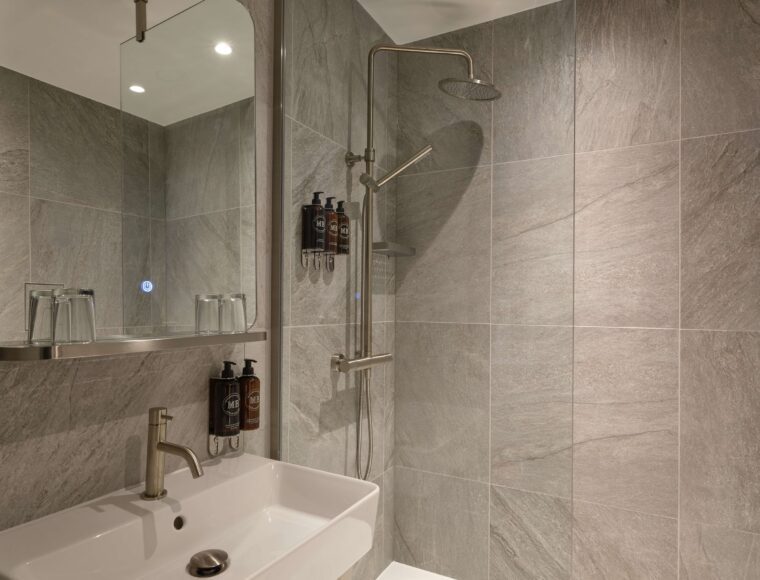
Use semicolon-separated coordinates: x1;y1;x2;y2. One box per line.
274;0;760;578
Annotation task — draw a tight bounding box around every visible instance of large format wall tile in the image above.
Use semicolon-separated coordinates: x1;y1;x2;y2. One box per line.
394;467;489;580
574;327;678;517
395;323;490;481
0;193;30;341
492;155;574;325
395;167;491;324
288;324;385;480
573;501;677;579
682;0;760;138
681;130;760;331
397;22;492;174
166;102;240;219
289;121;357;327
122;113;150;217
681;330;760;534
165;210;241;327
679;521;759;580
148;122;166;219
30;80;121;211
30;199;122;329
0;66;29;196
575;0;679;152
575;142;679;328
491;325;572;498
492;0;575;163
490;486;571;580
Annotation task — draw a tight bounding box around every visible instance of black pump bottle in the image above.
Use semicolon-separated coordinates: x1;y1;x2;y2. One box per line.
239;358;261;431
209;361;240;437
301;191;326;258
324;196;338;255
336;200;350;255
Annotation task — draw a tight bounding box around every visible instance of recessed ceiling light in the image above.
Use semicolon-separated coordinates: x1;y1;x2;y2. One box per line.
214;42;232;56
129;85;146;94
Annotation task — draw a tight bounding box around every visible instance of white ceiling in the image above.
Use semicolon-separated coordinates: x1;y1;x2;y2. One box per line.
358;0;560;44
0;0;255;125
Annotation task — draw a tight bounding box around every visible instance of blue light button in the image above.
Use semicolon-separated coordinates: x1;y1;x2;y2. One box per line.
141;280;154;293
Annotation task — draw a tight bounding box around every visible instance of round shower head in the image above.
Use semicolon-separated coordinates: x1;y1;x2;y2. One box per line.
438;77;502;101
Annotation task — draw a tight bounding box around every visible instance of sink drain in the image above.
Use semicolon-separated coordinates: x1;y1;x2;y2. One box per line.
188;549;229;577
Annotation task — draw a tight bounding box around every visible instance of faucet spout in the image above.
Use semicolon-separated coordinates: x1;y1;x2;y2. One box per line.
157;441;204;478
141;407;204;500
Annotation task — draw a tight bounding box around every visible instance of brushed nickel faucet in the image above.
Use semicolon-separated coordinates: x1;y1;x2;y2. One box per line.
141;407;204;500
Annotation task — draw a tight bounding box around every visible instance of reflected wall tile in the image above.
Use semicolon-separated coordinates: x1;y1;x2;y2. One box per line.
575;0;679;152
122;113;149;217
0;66;29;196
395;323;490;481
165;102;240;219
681;130;760;331
383;468;394;566
575;142;679;328
0;193;30;341
394;467;489;580
241;205;257;325
384;322;395;471
148;122;166;220
681;330;760;533
574;328;679;517
397;22;492;174
288;324;356;477
573;501;677;579
395;167;490;324
30;199;122;329
30;80;121;211
289;122;356;326
492;155;574;325
165;210;241;327
493;0;575;163
490;486;571;580
682;0;760;138
491;325;573;498
679;521;758;580
122;215;151;327
150;219;167;328
240;98;257;208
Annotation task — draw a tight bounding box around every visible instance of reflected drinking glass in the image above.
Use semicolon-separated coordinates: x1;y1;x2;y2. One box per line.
53;288;96;344
220;293;247;334
196;294;222;334
28;290;54;344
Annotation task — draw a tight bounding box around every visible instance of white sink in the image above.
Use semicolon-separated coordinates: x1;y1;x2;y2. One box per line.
0;454;379;580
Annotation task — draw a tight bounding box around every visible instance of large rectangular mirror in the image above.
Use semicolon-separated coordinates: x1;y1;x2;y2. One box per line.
0;0;257;345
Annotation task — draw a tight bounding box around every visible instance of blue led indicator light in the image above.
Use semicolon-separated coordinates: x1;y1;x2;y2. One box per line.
141;280;154;293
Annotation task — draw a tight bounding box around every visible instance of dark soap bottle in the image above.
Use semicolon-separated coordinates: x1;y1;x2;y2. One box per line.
324;196;338;255
301;191;326;255
209;361;240;437
239;358;261;431
336;200;350;255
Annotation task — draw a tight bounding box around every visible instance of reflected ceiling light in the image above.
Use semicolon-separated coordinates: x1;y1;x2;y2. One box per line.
129;84;146;94
214;41;232;55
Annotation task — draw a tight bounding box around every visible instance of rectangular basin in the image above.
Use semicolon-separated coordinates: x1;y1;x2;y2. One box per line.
0;454;378;580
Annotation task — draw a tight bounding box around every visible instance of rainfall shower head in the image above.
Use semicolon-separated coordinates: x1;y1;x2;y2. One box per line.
438;77;502;101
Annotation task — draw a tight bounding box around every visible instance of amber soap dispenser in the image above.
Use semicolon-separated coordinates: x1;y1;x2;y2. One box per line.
239;358;261;431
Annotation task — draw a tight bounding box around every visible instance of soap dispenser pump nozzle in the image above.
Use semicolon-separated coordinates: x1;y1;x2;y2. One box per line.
221;361;236;378
242;358;257;376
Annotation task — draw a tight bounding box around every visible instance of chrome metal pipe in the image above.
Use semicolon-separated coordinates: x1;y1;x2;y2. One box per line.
331;353;393;374
134;0;147;43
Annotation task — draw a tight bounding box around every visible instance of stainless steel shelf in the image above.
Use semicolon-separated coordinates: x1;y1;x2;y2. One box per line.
0;330;267;361
372;241;416;258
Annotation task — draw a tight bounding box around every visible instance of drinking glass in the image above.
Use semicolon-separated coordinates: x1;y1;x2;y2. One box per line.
28;290;54;344
195;294;222;334
53;288;96;344
219;293;247;334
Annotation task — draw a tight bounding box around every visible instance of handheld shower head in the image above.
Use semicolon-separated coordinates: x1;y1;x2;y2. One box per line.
439;77;501;101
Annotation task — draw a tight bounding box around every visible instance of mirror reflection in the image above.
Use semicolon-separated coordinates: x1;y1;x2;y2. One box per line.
0;0;256;344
